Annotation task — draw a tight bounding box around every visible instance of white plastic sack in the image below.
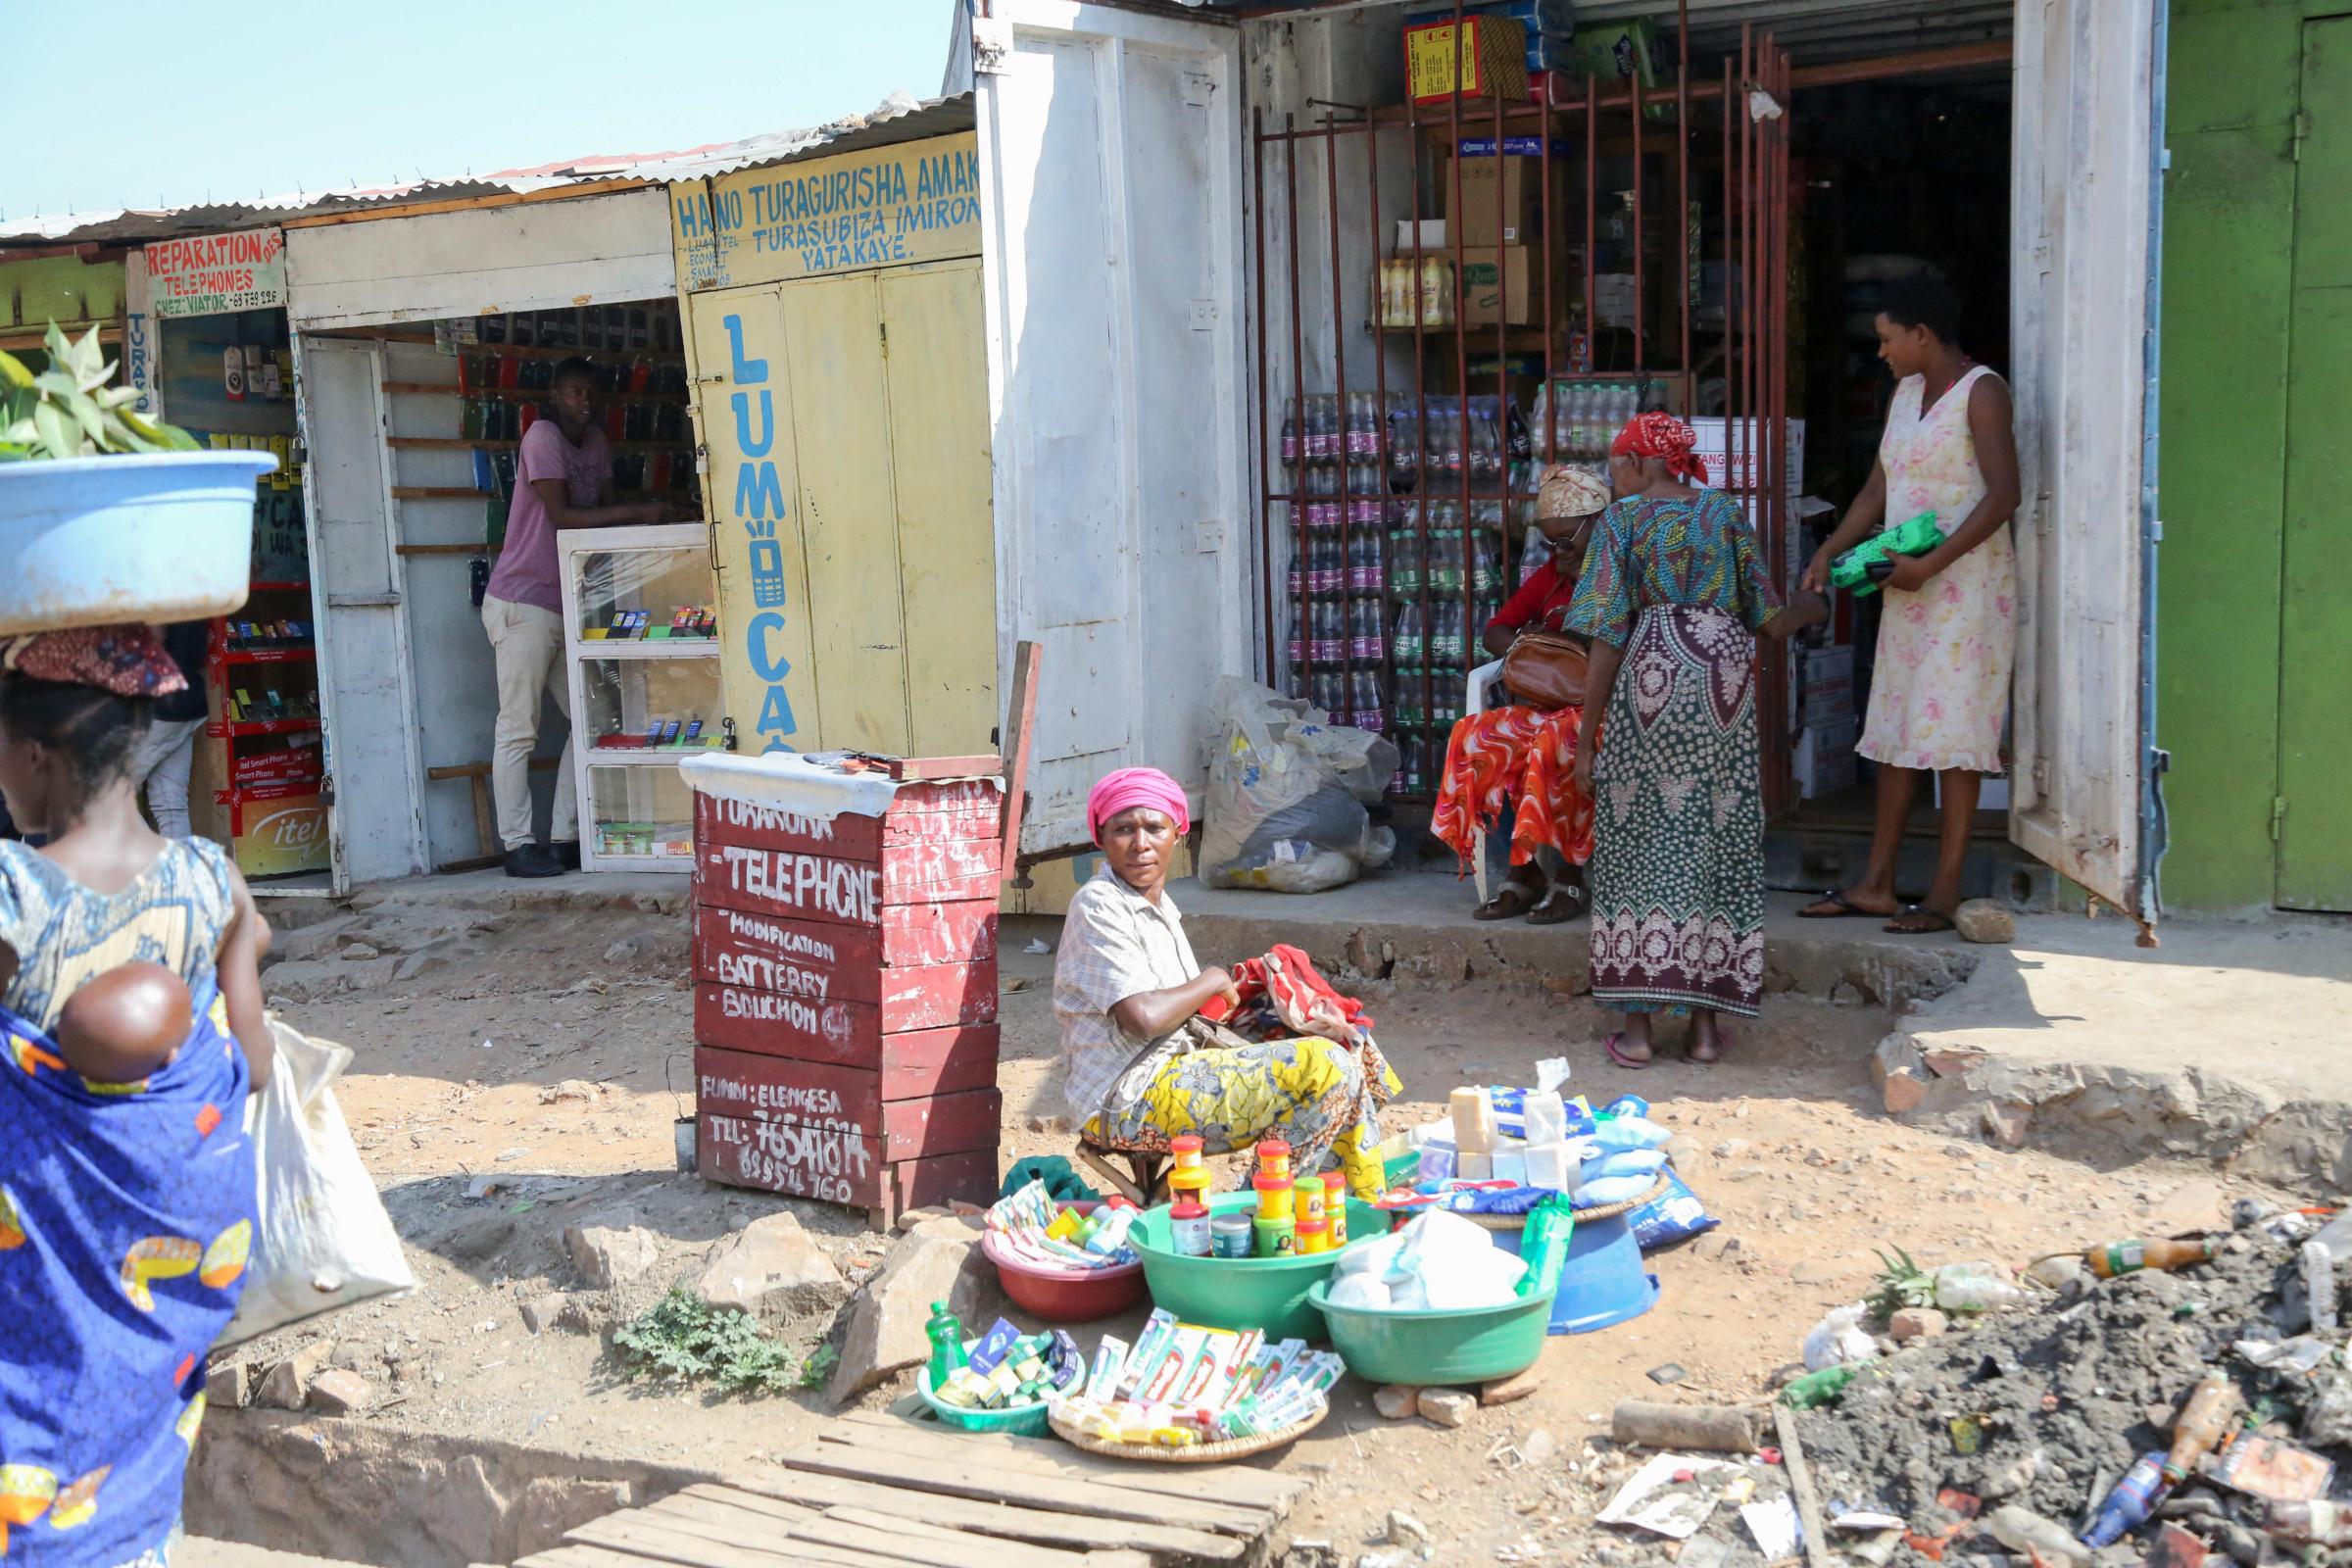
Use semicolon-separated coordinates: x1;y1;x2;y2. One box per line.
1198;676;1398;893
1391;1208;1527;1312
217;1017;415;1346
1801;1304;1879;1372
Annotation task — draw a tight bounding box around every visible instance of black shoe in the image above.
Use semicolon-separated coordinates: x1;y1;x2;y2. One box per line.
551;840;582;871
504;844;564;879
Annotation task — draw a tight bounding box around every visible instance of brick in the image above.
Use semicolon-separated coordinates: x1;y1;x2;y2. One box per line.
694;841;998;924
693;980;997;1060
696;1037;998;1117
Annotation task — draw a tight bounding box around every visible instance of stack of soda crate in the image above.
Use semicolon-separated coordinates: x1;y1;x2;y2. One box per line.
686;756;1005;1228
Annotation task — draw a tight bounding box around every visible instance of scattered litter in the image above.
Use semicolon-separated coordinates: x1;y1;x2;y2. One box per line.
464;1175;502;1200
1596;1452;1740;1539
1646;1362;1689;1386
1832;1511;1906;1533
478;1039;494;1050
1801;1305;1877;1372
1740;1494;1801;1560
493;1148;528;1163
1024;938;1054;955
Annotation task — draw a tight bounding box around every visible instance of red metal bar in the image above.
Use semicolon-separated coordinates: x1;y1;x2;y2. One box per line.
1284;114;1308;703
1631;61;1644;375
1739;26;1754;517
1678;0;1692;400
1366;109;1390;736
1324;104;1352;726
1540;88;1555;464
1449;0;1471;719
1490;75;1507;632
1585;77;1596;375
1253;106;1275;685
1721;59;1733;437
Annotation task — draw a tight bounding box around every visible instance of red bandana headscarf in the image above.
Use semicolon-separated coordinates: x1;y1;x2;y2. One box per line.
1610;411;1711;486
0;624;187;699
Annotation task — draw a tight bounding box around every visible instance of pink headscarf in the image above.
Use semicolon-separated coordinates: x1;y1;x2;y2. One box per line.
1087;767;1190;844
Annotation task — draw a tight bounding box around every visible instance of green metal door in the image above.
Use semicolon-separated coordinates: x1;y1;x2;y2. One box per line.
2278;15;2352;910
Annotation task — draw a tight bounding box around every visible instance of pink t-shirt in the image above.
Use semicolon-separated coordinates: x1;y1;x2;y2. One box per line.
485;419;612;614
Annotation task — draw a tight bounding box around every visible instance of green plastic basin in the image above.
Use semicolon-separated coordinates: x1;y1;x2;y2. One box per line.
1129;1192;1393;1342
1306;1279;1553;1386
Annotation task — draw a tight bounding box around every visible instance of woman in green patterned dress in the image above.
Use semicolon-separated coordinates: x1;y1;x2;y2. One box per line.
1567;415;1826;1065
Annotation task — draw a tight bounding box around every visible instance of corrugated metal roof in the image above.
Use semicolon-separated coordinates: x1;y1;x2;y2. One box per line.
0;94;975;250
1192;0;2011;68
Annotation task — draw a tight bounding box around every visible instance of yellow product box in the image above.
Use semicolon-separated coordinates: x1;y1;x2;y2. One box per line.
1404;16;1531;106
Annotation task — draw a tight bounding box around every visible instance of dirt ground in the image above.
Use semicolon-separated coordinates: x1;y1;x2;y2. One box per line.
225;888;2285;1563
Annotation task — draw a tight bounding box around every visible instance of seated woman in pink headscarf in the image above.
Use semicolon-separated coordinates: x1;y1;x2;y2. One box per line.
1052;766;1397;1195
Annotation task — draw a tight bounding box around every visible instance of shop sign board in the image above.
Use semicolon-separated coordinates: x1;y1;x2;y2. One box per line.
122;251;159;417
145;228;286;318
671;133;982;292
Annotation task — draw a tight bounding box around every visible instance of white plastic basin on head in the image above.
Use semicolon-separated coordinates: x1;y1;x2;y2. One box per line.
0;450;279;636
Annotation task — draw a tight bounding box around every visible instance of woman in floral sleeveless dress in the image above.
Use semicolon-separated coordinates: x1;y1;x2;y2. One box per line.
1799;276;2021;935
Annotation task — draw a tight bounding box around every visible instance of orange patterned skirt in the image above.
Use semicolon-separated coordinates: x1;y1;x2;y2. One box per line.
1431;704;1596;870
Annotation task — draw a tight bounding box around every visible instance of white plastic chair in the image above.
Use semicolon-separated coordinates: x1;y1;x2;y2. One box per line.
1464;657;1508;905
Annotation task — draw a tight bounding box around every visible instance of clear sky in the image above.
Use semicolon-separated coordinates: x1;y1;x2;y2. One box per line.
7;0;957;220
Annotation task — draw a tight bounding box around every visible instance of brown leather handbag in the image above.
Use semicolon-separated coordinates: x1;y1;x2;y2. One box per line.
1500;629;1591;710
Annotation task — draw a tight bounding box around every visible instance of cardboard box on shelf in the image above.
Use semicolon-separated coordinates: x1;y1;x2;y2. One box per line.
1446;138;1568;249
1460;247;1535;327
1796;644;1856;728
1395;218;1447;253
1404;15;1531;105
1794;717;1859;801
1407;2;1575;74
1593;273;1639;330
1690;416;1806;495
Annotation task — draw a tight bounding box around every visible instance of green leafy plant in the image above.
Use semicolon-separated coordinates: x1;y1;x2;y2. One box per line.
1867;1246;1936;1320
0;322;199;462
611;1287;802;1396
798;1343;839;1391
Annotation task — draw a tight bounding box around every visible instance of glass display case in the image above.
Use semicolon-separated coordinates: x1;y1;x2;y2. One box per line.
556;524;720;872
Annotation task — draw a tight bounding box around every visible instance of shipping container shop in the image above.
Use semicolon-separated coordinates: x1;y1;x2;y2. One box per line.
953;0;2162;924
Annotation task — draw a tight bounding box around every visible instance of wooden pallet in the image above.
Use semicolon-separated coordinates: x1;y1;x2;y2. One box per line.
515;1409;1306;1568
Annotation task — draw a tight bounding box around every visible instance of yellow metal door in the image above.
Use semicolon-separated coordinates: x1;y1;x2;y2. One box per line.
683;257;995;758
878;259;997;754
688;284;817;753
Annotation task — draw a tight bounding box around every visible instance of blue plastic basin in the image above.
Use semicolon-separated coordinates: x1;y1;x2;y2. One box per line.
1489;1207;1658;1335
0;451;276;635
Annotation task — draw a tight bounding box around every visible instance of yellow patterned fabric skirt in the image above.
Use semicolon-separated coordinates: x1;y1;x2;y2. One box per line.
1083;1034;1398;1197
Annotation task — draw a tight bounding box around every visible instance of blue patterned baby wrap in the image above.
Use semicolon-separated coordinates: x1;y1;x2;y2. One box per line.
0;979;254;1564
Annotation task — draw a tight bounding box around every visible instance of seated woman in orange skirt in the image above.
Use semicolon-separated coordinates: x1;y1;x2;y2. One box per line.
1432;466;1608;923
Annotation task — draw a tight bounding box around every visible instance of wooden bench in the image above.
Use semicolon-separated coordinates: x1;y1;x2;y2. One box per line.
426;757;558;871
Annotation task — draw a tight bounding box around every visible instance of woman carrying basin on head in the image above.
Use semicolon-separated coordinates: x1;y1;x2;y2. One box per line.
1052;766;1396;1196
0;623;275;1568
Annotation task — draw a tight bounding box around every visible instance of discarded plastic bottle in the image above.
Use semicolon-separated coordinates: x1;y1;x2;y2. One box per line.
2165;1372;2243;1482
2088;1238;2221;1279
1984;1505;2091;1567
2082;1453;2172;1547
924;1300;966;1389
2265;1500;2352;1547
1780;1363;1861;1410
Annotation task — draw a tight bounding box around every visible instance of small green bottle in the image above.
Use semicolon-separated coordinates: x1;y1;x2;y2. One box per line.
924;1300;966;1388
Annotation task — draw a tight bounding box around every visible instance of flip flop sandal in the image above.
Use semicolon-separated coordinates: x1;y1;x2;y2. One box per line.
1526;885;1585;925
1798;890;1885;919
1474;881;1544;921
1602;1031;1652;1070
1885;904;1957;935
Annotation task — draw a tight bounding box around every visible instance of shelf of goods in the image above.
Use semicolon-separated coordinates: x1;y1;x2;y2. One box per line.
554;525;730;873
197;436;326;879
686;759;1005;1228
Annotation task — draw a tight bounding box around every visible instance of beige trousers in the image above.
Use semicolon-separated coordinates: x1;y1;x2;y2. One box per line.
481;596;577;851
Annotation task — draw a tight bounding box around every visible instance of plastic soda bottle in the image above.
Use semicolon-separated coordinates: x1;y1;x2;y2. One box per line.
924;1301;966;1388
2087;1238;2220;1279
2165;1372;2242;1481
2082;1453;2171;1547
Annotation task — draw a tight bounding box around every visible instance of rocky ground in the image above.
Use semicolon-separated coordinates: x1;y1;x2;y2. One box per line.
210;885;2307;1566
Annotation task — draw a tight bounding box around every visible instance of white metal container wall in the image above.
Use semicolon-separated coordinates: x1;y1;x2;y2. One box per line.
970;1;1256;858
282;189;677;330
2006;0;2157;917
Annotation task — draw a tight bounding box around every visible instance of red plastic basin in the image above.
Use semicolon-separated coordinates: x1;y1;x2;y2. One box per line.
981;1203;1147;1324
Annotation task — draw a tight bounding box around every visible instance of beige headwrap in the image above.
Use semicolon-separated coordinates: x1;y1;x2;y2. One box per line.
1535;465;1611;521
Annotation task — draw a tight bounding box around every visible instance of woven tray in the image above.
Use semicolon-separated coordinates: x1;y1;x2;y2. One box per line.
1050;1403;1326;1463
1458;1172;1673;1231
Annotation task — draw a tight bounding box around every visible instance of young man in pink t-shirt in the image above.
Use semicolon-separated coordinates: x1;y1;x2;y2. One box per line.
480;357;666;878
